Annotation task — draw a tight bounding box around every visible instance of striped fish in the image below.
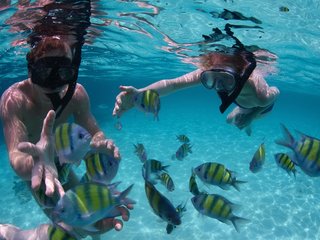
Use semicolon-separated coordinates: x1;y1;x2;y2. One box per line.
134;89;161;120
158;172;175;192
276;124;320;177
133;143;148;163
142;159;169;183
145;181;181;234
274;153;297;178
249;143;265;173
194;162;246;191
191;193;248;232
48;225;77;240
53;182;135;228
174;143;192;161
54;123;92;165
82;152;120;184
189;170;200;196
176;134;190;143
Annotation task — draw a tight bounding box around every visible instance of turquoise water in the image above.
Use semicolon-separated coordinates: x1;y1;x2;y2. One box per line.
1;0;320;239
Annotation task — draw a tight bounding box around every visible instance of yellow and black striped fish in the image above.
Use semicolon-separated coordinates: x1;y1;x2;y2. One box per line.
142;159;169;183
191;193;248;232
48;225;77;240
174;143;192;161
82;152;119;184
133;143;148;163
274;153;297;178
176;134;190;143
53;182;135;228
194;162;246;191
249;143;265;173
145;181;181;234
54;123;92;165
189;170;200;196
276;124;320;177
158;172;175;192
134;89;161;120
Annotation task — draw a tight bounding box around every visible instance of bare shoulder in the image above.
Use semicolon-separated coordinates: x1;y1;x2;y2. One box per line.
0;82;28;118
73;83;89;102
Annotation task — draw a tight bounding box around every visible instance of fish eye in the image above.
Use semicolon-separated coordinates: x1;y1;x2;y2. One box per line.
78;133;84;139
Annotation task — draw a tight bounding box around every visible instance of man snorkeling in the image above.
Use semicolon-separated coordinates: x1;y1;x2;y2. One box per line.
0;36;132;239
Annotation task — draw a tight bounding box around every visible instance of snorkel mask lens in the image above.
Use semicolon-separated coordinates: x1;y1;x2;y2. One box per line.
200;69;237;92
30;57;76;89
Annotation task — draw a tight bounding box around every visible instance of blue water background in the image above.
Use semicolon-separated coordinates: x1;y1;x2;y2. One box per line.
0;0;320;239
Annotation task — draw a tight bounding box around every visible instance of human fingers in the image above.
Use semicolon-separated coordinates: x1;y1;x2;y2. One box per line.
41;110;56;138
112;93;125;117
117;206;130;222
119;85;135;93
44;168;55;196
18;142;41;157
31;161;44;191
54;178;65;198
113;219;123;231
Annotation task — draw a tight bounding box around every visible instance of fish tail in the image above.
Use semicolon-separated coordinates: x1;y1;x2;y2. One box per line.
162;165;170;172
118;184;136;205
275;124;295;149
232;179;247;192
230;215;250;233
292;169;297;179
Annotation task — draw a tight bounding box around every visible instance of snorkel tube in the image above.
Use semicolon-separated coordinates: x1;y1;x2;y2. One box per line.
49;43;82;119
218;49;256;113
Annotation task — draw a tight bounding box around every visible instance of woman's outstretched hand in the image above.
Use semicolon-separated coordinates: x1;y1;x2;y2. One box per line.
112;86;139;118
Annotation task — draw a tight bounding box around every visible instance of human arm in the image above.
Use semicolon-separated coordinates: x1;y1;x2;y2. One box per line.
112;69;203;117
0;90;63;196
72;84;120;159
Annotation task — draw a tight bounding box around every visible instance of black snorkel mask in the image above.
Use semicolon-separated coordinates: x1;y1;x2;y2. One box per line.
28;52;80;119
200;49;256;113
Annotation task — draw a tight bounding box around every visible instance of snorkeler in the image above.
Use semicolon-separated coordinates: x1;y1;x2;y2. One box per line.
0;36;131;238
113;47;280;135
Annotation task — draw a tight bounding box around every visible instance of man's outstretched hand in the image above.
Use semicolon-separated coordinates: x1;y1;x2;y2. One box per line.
18;110;63;196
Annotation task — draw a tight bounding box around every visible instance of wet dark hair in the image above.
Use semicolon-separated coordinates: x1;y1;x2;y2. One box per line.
26;36;71;64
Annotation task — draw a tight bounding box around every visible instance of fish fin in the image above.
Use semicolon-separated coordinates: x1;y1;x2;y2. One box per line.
82;224;100;233
275;123;295;149
230;215;250;233
162;165;170;172
171;154;176;160
166;224;175;234
294;129;320;142
232;179;247;192
118;184;136;205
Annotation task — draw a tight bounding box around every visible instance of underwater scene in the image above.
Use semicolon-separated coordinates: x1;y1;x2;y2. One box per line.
0;0;320;239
